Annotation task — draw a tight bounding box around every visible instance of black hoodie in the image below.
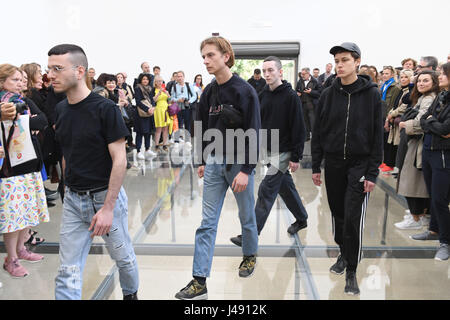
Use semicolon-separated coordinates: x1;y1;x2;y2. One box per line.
260;81;306;162
196;74;261;175
311;75;383;183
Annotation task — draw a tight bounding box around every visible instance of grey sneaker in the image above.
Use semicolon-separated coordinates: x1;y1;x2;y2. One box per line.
239;255;257;278
410;231;439;241
230;235;242;247
434;243;449;261
175;279;208;300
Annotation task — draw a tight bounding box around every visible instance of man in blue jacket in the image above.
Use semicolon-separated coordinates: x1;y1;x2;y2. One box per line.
311;42;383;296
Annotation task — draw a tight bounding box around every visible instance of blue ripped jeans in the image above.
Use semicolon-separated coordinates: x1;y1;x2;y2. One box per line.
55;187;139;300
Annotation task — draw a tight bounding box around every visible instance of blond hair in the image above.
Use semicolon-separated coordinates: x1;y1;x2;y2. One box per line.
0;64;21;90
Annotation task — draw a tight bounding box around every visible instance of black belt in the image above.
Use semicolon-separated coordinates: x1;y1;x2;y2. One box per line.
67;186;108;196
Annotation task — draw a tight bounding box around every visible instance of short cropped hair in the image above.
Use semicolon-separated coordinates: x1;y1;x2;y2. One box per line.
263;56;282;70
48;44;88;70
200;36;235;68
399;69;414;80
420;56;438;70
301;67;310;73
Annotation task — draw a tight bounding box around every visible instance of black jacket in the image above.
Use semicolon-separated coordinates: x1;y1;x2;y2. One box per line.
318;72;333;85
322;74;337;89
248;77;267;95
420;91;450;150
295;77;321;106
311;75;383;183
259;81;306;162
45;86;66;126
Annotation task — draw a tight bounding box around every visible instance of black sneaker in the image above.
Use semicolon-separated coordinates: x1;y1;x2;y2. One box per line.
230;235;242;247
239;255;257;278
123;291;138;300
287;220;307;235
344;271;360;295
329;254;347;275
175;279;208;300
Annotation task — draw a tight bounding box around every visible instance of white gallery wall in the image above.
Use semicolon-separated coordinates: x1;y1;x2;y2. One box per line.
1;0;449;84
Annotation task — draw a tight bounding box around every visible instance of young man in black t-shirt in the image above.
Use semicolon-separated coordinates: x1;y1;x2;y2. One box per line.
175;36;261;300
311;42;383;295
48;44;139;300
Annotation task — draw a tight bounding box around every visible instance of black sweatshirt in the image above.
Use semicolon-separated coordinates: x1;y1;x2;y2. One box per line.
259;81;305;162
311;75;383;183
421;91;450;150
196;74;261;174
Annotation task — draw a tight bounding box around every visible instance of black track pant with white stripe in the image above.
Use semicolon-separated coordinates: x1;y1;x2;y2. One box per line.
324;156;370;272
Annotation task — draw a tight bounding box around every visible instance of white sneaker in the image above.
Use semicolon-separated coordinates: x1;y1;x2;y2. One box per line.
137;152;145;160
145;150;157;159
420;215;430;227
395;218;422;230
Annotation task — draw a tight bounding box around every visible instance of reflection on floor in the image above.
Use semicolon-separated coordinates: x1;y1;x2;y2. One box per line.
0;148;449;300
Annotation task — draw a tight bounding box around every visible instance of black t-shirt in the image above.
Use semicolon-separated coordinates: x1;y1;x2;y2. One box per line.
55;92;129;190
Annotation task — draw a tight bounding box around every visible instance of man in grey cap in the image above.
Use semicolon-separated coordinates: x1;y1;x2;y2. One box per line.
311;42;383;296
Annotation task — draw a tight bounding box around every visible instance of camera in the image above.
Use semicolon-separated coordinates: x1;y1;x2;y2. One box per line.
15;102;27;114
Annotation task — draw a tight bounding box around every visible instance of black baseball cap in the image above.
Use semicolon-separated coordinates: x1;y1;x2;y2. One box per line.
329;42;361;56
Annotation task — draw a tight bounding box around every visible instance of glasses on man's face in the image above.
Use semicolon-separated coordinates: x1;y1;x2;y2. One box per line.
46;65;80;74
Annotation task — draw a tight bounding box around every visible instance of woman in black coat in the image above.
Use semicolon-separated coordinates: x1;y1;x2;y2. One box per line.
414;62;450;261
134;73;156;160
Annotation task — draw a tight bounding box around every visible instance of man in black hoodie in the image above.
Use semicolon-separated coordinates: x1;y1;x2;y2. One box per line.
175;36;261;300
230;56;308;247
311;42;383;296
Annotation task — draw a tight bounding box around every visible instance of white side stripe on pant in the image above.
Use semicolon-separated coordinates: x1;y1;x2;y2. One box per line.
357;192;370;263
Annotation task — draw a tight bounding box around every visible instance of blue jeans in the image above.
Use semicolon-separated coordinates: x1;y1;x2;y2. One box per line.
193;156;258;278
55;187;139;300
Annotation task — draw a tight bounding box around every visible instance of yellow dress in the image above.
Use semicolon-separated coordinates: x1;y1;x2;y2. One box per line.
153;89;172;128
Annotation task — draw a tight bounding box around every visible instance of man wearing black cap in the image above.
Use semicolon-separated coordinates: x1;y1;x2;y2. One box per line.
311;42;383;295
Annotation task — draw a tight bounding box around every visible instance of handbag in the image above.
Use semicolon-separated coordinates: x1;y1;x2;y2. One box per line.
168;102;181;116
401;107;419;122
210;81;244;129
394;115;402;126
220;104;244;129
138;99;153;118
1;115;37;167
